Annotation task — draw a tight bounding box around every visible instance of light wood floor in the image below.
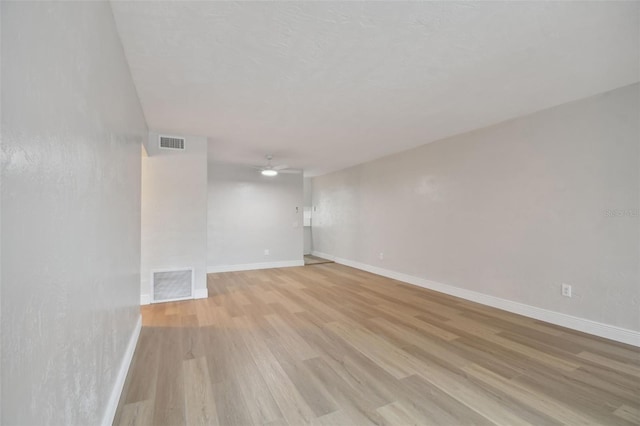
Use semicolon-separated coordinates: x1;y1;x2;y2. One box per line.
114;263;640;426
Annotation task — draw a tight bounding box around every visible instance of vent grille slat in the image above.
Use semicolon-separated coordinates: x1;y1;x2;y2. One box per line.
153;269;192;302
159;136;185;150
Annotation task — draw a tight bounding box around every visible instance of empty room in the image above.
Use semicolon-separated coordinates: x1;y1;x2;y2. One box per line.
1;1;639;425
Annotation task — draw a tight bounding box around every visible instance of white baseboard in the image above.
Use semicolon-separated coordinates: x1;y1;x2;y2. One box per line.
140;293;151;306
141;289;207;305
101;314;142;426
312;251;640;347
207;260;304;273
312;251;337;261
194;288;209;299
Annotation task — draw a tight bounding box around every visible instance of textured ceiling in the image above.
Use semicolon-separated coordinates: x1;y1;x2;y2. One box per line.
111;1;639;176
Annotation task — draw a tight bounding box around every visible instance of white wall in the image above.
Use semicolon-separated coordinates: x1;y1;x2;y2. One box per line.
0;5;3;421
208;162;303;271
1;2;147;424
303;177;313;255
313;84;640;338
304;226;313;255
141;132;208;302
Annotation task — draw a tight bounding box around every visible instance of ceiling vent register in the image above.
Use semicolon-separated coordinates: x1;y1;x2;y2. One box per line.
159;135;185;150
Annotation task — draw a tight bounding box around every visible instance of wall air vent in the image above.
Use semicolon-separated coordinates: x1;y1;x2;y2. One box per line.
159;135;185;150
152;268;193;303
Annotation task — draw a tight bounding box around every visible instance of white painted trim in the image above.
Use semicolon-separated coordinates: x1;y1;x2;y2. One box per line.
101;314;142;426
140;293;151;306
312;251;640;347
194;288;209;299
207;260;304;273
311;251;336;261
142;288;206;305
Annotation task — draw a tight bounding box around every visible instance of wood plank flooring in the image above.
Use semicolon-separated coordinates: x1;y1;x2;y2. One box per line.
114;263;640;426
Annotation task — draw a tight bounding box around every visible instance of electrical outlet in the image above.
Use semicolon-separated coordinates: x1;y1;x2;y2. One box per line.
561;283;572;298
264;249;270;256
379;252;384;260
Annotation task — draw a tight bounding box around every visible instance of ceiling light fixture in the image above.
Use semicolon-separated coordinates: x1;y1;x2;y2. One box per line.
261;169;278;177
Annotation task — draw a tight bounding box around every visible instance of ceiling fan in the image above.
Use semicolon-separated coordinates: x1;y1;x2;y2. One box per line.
253;155;301;177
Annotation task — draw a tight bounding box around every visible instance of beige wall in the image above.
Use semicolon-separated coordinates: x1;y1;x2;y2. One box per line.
313;84;639;333
1;2;147;424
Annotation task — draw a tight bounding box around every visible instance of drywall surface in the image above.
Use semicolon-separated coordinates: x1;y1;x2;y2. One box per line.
0;4;3;420
304;228;312;256
141;132;208;301
1;2;147;424
208;162;303;269
111;1;640;176
313;84;640;332
304;177;313;255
